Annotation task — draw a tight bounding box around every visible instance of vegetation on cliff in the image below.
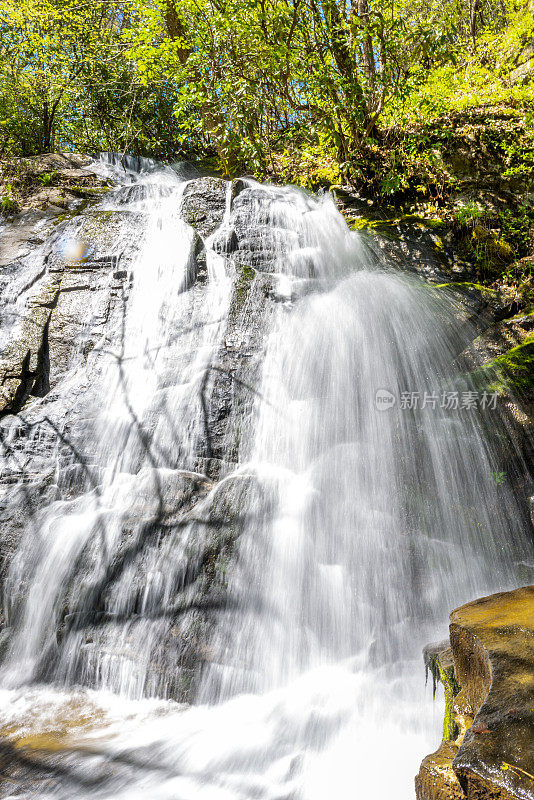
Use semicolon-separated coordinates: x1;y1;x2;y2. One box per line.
1;0;533;305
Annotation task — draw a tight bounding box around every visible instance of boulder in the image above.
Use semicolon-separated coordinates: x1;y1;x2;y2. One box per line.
0;207;141;416
416;585;534;800
451;586;534;800
0;277;61;414
179;177;228;237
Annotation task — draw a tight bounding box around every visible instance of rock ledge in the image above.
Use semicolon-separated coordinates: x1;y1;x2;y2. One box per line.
416;585;534;800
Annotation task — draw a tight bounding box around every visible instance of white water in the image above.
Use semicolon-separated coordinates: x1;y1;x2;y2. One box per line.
0;161;531;799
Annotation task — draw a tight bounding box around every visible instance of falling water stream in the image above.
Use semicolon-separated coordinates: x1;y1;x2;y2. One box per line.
0;158;531;799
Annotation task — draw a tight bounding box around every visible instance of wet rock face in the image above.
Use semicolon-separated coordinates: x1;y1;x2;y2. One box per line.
0;166;297;702
417;741;466;800
416;585;534;800
0;204;138;619
181;180;303;473
368;223;454;283
451;587;534;800
179;177;228;237
0;209;136;417
0;156;125;418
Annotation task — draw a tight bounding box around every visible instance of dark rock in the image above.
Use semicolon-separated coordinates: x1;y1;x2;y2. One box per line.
179;177;228;237
361;221;455;283
231;178;248;201
211;228;239;255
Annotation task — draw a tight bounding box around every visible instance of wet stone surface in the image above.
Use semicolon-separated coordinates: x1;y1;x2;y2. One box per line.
417;585;534;800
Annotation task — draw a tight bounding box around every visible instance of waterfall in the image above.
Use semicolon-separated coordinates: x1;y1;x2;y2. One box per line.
0;160;531;799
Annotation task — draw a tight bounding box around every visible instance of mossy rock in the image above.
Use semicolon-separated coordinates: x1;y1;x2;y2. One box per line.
230;264;256;317
451;585;534;800
470;226;515;264
400;213;446;230
433;282;501;309
471;335;534;395
424;641;461;741
417;585;534;800
434;281;498;295
486;237;514;264
68;185;109;198
348;217;402;240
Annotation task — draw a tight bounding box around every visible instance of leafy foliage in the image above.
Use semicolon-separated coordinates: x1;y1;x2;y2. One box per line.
0;0;533;187
0;0;194;158
124;0;479;175
0;193;18;214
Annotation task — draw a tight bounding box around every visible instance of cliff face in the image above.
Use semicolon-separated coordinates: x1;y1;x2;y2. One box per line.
416;585;534;800
0;161;287;697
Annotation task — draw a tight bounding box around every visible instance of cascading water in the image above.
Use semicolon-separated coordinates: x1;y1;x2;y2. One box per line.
0;158;531;799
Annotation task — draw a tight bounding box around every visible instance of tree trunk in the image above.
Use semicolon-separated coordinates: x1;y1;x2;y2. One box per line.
42;95;61;153
42;101;51;152
469;0;479;48
318;0;368;144
357;0;376;87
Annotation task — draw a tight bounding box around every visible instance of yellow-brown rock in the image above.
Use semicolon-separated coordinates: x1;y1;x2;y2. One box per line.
416;585;534;800
416;741;465;800
451;585;534;800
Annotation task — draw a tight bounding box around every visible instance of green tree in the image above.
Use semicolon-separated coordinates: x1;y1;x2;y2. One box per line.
125;0;478;174
0;0;194;158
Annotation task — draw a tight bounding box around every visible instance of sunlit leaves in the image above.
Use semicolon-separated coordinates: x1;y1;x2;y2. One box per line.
1;0;532;176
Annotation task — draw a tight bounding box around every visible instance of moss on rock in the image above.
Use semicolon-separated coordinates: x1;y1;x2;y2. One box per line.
472;335;534;395
230;263;257;317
